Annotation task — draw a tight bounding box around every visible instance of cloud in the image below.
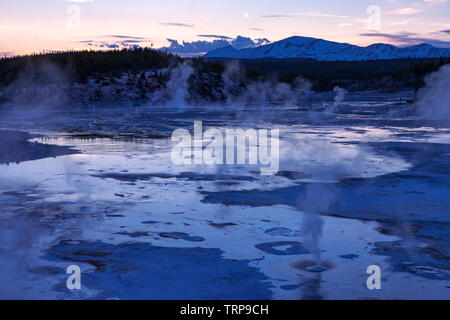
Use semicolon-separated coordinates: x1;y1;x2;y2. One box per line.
160;22;195;28
249;28;264;31
261;14;293;18
67;0;95;2
162;38;229;55
432;22;450;29
99;43;120;49
360;32;450;47
299;11;349;18
337;23;352;27
262;12;349;19
160;35;271;55
197;35;232;40
231;35;263;49
441;30;450;33
386;8;422;15
79;35;152;49
390;18;415;26
424;0;447;4
81;41;119;48
104;35;148;40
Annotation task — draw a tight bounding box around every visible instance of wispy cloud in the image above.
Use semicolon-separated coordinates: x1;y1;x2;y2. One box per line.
104;35;148;40
361;31;450;47
300;11;350;18
197;34;232;40
160;22;194;28
432;22;450;29
386;8;422;15
424;0;447;4
78;35;152;49
390;18;416;26
261;14;292;18
261;11;349;19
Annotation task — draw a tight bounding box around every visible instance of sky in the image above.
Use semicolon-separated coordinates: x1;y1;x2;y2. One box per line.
1;0;450;56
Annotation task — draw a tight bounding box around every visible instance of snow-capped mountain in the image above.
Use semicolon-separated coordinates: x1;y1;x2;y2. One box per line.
204;36;450;61
160;36;271;57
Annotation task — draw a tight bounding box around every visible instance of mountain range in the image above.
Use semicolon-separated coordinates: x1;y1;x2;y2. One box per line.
161;36;271;56
204;36;450;61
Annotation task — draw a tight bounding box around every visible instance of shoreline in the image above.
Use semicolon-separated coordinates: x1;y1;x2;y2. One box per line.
0;130;79;165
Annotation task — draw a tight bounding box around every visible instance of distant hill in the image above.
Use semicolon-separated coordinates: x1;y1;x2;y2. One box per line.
0;47;448;102
205;36;450;61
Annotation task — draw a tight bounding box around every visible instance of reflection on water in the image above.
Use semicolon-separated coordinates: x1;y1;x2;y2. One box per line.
1;95;450;299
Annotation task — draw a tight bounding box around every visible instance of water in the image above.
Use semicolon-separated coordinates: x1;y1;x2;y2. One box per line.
1;92;449;299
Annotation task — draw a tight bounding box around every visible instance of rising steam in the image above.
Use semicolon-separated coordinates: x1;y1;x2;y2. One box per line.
414;64;450;119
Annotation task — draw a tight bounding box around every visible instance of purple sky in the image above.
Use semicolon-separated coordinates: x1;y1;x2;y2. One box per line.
1;0;449;56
